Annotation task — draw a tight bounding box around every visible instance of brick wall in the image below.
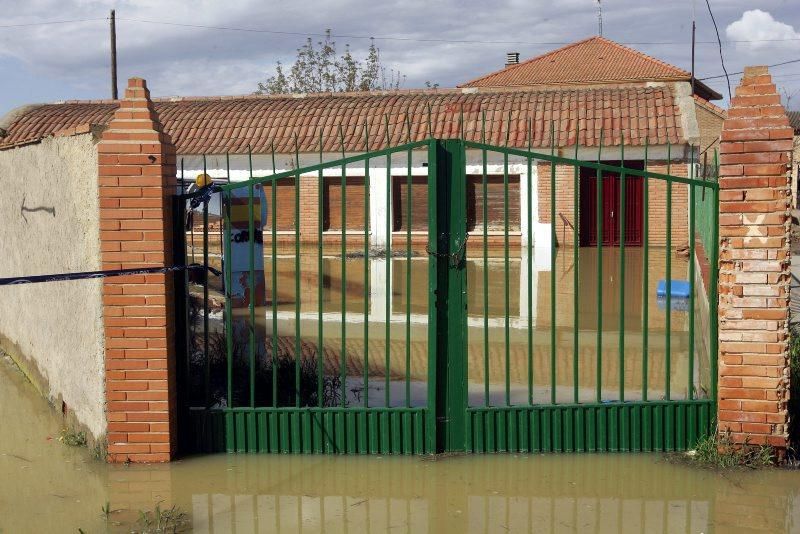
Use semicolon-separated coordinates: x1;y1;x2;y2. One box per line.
717;66;793;449
695;101;725;155
537;162;577;245
99;78;178;462
646;162;688;247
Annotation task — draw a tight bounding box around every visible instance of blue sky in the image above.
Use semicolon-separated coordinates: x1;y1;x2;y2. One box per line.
0;0;799;115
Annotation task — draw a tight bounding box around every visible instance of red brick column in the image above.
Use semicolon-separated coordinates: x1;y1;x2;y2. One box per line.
98;78;178;462
718;66;793;449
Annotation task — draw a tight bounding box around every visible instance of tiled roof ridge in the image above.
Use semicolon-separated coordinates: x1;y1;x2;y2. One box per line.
34;83;669;107
460;36;691;88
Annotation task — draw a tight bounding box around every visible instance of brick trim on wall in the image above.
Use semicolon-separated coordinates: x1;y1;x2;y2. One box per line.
718;66;793;449
98;78;178;463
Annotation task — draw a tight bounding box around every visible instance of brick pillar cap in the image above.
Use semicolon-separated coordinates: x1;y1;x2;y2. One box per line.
742;66;768;79
128;77;148;89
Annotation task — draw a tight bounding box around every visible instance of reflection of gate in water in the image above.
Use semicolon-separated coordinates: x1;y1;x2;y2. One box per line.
177;132;719;455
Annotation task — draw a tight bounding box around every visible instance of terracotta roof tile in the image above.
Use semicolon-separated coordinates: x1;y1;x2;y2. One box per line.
461;36;691;88
0;87;685;153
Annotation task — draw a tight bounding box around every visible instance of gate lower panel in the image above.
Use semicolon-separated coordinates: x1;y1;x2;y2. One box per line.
187;407;431;454
465;400;713;453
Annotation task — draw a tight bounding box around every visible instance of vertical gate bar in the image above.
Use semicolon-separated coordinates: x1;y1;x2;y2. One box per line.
527;119;534;406
549;121;556;405
247;147;256;408
426;137;438;452
384;116;392;408
222;153;228;256
441;139;469;451
482;111;490;407
318;133;324;407
665;143;672;401
572;139;580;404
504;149;511;407
364;123;371;408
688;145;696;400
619;135;626;402
596;130;604;403
186;158;194;264
202;155;210;409
642;139;650;402
270;143;278;408
223;189;233;409
294;136;302;408
406;143;413;407
710;150;719;415
338;126;347;408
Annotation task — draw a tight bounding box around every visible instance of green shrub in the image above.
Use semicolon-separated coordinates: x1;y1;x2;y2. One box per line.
692;428;774;468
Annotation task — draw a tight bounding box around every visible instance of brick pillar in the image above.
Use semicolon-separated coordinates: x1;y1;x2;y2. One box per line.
98;78;178;462
718;66;793;449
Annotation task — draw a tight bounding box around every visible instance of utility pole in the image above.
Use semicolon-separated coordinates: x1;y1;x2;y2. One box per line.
110;9;118;100
690;0;696;96
691;20;696;96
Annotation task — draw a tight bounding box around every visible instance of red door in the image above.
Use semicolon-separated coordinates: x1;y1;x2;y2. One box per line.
579;163;643;247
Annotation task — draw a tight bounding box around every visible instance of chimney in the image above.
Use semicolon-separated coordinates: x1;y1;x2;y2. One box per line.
505;52;520;68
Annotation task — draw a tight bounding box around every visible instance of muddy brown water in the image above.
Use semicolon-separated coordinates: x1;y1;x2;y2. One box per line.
192;247;712;408
2;356;800;533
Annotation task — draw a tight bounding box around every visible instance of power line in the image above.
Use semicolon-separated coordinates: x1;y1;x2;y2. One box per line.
0;18;105;28
110;17;800;47
2;15;800;48
700;58;800;81
704;0;731;101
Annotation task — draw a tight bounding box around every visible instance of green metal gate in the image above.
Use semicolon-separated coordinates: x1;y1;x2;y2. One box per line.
176;132;719;455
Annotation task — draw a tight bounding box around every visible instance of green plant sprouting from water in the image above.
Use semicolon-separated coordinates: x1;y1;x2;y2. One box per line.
92;436;108;461
692;428;774;468
58;428;87;447
134;503;190;533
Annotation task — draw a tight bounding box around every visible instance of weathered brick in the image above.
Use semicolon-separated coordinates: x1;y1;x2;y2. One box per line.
101;77;177;464
717;66;791;450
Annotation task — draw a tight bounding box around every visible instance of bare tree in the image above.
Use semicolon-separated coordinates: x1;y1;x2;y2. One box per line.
257;31;395;94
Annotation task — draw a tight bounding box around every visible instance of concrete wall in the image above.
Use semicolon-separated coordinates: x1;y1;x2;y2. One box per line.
0;132;105;439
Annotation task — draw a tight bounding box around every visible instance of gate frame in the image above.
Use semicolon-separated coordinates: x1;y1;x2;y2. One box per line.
176;136;720;456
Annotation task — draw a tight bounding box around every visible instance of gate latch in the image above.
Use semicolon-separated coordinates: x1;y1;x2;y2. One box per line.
425;233;469;268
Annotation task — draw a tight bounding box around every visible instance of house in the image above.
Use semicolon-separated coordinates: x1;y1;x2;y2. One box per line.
0;36;716;254
789;111;800;209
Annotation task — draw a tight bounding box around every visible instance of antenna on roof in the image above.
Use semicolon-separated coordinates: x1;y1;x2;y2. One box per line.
597;0;603;37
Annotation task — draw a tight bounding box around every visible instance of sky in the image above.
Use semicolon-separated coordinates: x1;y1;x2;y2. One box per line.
0;0;799;116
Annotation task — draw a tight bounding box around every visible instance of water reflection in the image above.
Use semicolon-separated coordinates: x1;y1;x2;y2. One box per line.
196;246;709;408
2;357;800;534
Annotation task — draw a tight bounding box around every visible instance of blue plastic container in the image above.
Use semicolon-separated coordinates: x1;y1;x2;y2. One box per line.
656;279;691;299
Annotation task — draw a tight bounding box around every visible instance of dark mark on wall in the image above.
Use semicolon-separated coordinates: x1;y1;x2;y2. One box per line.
20;194;56;223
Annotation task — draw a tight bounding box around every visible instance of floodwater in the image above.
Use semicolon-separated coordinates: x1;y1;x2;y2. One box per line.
2;355;800;533
192;246;710;409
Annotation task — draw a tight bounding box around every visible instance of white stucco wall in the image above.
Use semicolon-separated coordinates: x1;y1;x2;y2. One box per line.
0;133;105;439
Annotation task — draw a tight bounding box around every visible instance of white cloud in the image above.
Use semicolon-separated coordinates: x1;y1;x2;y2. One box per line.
725;9;800;52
